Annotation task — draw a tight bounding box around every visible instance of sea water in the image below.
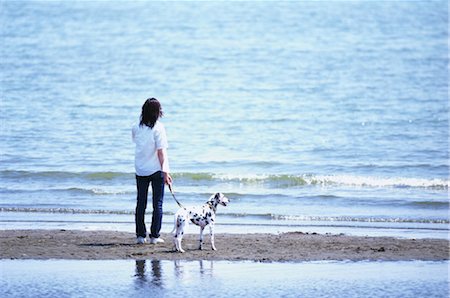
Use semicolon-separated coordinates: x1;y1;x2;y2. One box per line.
1;1;449;238
1;260;449;298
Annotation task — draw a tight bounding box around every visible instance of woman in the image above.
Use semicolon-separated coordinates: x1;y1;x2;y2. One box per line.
132;98;172;244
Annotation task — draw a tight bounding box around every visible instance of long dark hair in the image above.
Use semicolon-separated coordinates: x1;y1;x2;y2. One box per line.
140;98;163;128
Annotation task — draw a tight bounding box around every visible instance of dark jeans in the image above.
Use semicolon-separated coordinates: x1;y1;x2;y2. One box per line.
135;171;165;239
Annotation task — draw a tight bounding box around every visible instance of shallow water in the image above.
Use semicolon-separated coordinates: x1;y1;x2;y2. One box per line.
1;260;448;298
1;210;448;239
1;1;448;238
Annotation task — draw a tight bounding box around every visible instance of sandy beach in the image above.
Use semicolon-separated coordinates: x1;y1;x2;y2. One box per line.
1;230;448;262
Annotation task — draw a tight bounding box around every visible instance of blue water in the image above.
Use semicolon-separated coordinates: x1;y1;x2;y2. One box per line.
1;260;448;298
0;1;449;238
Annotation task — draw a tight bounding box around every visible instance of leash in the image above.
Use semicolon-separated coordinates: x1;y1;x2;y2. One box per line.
168;184;184;208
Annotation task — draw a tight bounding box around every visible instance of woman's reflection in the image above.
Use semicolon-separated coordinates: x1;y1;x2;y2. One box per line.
134;260;164;288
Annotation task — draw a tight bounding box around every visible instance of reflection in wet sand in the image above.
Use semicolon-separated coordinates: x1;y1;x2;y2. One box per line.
134;259;214;290
134;260;164;289
1;259;447;297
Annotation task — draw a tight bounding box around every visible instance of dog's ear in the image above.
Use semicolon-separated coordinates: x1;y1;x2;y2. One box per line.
214;193;221;200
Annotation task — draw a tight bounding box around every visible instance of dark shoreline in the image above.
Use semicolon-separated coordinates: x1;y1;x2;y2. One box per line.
1;229;449;262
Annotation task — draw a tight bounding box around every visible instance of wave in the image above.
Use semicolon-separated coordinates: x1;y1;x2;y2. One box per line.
189;173;449;189
0;186;133;196
1;170;448;189
0;207;135;215
0;170;132;180
66;187;131;195
1;207;448;224
268;214;449;224
309;175;449;189
410;201;449;208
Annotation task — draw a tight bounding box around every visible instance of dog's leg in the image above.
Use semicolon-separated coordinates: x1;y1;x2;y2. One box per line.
198;226;205;250
172;214;179;251
174;216;186;253
172;236;177;252
176;236;185;253
209;224;217;251
172;228;180;252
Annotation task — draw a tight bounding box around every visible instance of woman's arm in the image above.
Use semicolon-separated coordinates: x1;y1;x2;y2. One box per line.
157;148;172;185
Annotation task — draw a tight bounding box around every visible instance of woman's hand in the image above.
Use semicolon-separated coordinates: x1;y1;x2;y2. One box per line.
164;172;173;186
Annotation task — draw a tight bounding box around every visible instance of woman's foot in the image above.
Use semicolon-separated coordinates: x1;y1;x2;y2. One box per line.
150;237;164;244
136;236;147;244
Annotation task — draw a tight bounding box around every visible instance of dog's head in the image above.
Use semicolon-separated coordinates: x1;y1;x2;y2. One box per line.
210;192;229;207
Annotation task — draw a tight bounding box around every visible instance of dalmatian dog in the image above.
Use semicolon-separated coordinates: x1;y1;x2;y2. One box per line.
172;193;229;253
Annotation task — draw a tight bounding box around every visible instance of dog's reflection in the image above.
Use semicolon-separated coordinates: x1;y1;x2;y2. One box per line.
174;260;214;279
134;259;214;288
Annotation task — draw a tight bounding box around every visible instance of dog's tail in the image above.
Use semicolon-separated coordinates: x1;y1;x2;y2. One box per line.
168;184;184;208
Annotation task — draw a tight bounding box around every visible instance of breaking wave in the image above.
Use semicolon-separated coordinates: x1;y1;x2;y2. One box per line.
1;207;448;224
1;170;448;189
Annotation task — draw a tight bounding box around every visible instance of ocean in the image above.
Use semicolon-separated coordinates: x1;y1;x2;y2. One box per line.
1;1;448;240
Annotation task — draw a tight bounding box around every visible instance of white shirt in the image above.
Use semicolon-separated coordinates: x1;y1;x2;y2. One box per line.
132;120;169;176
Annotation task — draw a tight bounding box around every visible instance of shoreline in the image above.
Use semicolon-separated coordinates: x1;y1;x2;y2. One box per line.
1;230;448;262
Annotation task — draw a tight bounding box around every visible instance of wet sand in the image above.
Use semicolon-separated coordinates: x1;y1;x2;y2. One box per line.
1;230;448;262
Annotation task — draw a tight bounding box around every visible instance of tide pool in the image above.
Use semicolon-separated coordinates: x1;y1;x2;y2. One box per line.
1;260;448;298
